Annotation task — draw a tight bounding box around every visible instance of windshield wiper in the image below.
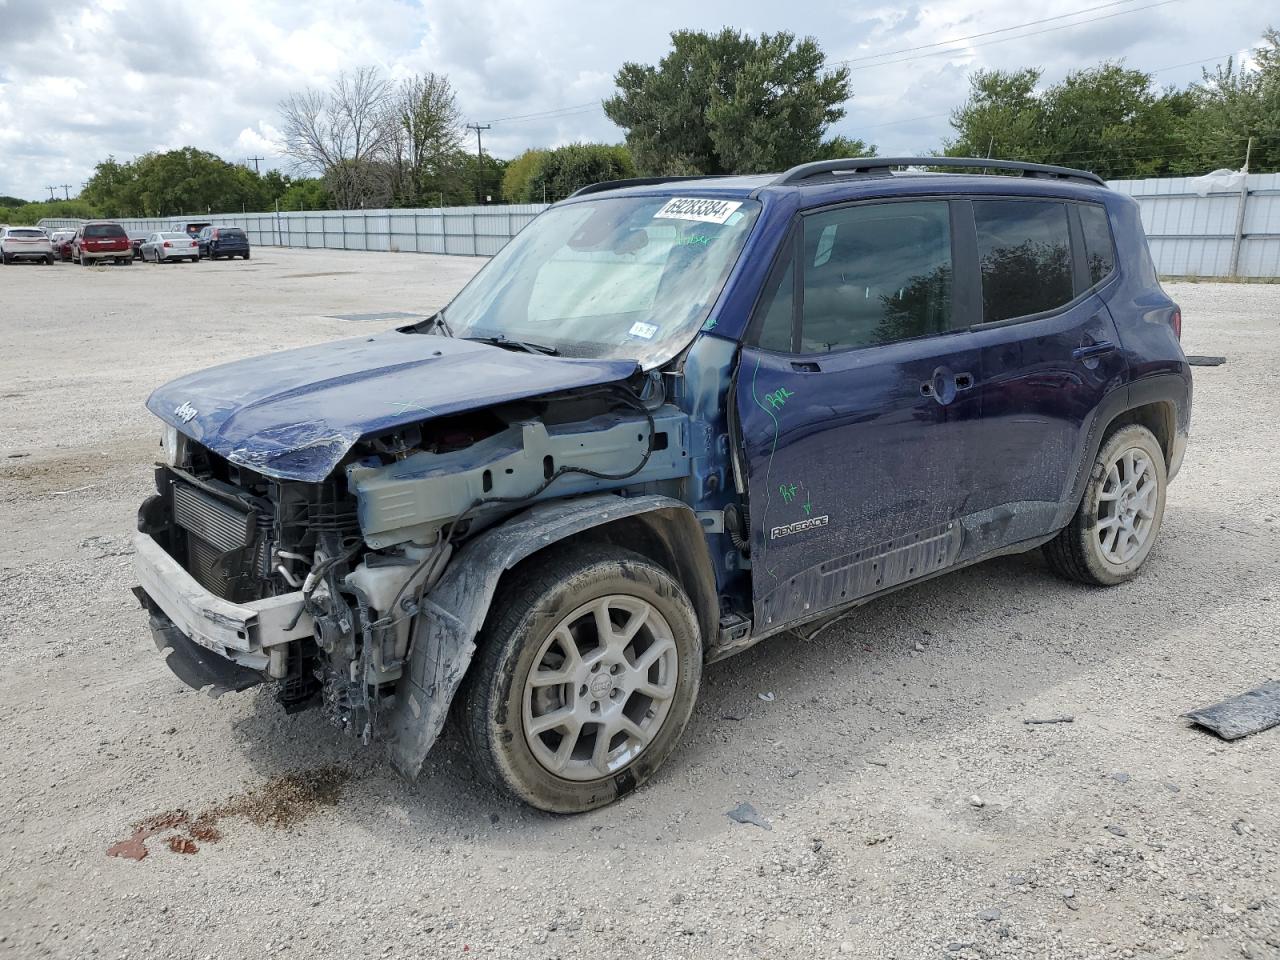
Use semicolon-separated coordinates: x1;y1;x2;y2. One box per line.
468;334;560;356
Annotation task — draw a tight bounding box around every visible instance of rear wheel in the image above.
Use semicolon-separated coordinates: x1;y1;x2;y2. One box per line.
460;546;702;813
1044;424;1167;586
243;251;251;259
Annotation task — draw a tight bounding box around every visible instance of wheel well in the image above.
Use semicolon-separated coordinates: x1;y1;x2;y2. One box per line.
498;508;721;652
1103;401;1174;466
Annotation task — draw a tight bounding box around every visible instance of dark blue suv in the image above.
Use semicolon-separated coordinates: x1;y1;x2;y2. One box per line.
196;225;251;260
133;157;1189;812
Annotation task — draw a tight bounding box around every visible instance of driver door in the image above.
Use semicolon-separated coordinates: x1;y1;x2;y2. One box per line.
735;198;984;633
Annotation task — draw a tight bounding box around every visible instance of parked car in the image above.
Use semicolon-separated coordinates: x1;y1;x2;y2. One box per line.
132;157;1190;813
1;226;55;264
73;221;132;266
128;231;150;261
50;230;76;261
196;225;251;260
140;231;200;263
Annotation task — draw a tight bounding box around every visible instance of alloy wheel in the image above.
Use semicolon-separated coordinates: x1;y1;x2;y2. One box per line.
1096;447;1158;564
522;595;678;782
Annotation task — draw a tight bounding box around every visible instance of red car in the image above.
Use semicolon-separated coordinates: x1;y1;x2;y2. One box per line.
51;231;76;261
72;221;132;266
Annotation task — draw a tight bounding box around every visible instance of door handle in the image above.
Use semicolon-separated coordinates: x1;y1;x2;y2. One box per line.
921;372;973;400
790;360;821;373
1072;341;1115;361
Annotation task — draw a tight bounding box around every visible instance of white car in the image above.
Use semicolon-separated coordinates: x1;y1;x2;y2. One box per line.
1;226;55;265
140;231;200;263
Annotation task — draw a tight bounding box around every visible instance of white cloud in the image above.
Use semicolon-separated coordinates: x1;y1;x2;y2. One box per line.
0;0;1272;200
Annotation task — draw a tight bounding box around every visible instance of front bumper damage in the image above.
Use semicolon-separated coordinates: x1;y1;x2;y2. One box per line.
132;532;314;693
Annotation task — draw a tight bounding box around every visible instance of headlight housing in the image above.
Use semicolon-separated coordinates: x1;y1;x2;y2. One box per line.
161;425;188;468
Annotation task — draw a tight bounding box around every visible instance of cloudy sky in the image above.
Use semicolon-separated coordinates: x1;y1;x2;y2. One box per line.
0;0;1272;201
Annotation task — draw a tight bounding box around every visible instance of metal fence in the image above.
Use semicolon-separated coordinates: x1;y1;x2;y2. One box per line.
36;174;1280;277
1108;173;1280;278
38;204;550;257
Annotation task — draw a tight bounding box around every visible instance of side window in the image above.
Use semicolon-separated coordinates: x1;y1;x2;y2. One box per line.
1078;203;1116;285
799;200;953;353
754;252;795;352
973;200;1074;322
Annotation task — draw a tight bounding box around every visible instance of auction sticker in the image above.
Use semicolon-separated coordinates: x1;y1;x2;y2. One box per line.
654;197;743;224
628;321;659;339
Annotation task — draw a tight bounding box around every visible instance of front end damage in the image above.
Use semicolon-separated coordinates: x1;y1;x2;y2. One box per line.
133;381;694;773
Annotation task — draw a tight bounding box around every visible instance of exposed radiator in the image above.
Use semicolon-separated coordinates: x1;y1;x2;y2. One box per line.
173;483;253;553
172;482;257;598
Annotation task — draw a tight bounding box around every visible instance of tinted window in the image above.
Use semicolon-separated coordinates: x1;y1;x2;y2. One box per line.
8;229;45;238
973;200;1074;322
1078;203;1115;285
220;229;246;239
85;224;127;238
799;200;953;352
754;252;795;352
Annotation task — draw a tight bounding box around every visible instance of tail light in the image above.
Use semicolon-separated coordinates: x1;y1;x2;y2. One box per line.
163;241;171;248
1171;307;1182;340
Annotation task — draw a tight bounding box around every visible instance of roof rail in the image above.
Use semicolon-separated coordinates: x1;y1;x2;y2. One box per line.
567;175;735;199
774;156;1105;188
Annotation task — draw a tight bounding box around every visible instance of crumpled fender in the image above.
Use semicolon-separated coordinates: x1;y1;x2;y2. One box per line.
386;492;708;778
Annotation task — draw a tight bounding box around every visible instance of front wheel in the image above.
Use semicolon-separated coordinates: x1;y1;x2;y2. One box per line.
1044;424;1167;586
459;546;703;813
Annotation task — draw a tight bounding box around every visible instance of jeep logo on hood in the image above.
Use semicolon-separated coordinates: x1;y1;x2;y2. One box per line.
174;402;199;423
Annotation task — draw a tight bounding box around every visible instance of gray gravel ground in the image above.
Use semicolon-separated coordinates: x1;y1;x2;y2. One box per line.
1;250;1277;960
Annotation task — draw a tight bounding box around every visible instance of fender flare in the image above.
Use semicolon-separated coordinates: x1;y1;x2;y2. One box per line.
386;493;716;778
1053;371;1191;530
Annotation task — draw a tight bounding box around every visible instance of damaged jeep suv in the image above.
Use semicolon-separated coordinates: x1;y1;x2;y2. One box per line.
134;157;1190;812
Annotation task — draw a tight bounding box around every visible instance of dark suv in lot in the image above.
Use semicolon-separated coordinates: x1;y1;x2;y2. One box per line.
196;225;251;260
133;157;1189;812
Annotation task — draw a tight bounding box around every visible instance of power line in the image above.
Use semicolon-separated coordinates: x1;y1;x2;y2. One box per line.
834;0;1146;65
466;123;491;203
484;101;600;123
845;0;1184;72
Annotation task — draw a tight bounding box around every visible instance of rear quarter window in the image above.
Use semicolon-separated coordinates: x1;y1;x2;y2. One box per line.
1078;203;1116;285
973;200;1074;322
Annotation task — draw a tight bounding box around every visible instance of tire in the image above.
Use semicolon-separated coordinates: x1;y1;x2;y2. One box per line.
1;252;10;265
1044;424;1167;586
459;546;702;813
45;255;53;265
242;251;250;260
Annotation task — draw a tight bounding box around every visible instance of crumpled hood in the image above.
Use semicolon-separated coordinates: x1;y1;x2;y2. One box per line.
147;332;638;482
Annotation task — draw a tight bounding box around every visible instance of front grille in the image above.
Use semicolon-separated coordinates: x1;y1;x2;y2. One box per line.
173;484;253;552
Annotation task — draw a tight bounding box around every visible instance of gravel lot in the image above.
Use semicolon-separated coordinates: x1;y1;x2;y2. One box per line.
1;249;1277;960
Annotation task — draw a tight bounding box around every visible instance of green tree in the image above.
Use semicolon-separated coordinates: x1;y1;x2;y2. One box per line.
512;144;635;202
502;148;551;202
945;63;1199;179
1173;28;1280;174
278;178;332;211
387;72;464;205
604;29;852;175
81;148;278;216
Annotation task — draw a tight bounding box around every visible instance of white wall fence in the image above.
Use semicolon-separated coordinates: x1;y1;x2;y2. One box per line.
39;204;549;258
1108;173;1279;278
37;174;1280;277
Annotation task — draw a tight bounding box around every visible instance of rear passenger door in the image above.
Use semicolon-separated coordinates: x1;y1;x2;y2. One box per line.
960;198;1128;555
735;199;986;633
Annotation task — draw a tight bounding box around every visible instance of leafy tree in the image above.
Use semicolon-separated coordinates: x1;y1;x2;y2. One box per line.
509;144;634;202
80;148;280;216
944;68;1045;163
812;136;878;161
604;29;852;175
502;149;551;202
1173;28;1280;174
277;178;331;211
0;195;29;207
0;199;99;226
387;72;464;205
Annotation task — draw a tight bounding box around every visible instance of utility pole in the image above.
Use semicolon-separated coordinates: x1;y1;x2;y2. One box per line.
45;186;58;201
59;184;72;200
1228;136;1253;279
246;156;264;175
466;123;491;204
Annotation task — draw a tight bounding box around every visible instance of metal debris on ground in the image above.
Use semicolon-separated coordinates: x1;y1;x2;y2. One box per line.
725;801;772;831
1024;715;1075;725
1185;355;1227;366
757;691;776;702
1184;680;1280;740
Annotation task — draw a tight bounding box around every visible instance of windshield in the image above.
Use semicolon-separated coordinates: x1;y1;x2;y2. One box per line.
441;195;761;367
